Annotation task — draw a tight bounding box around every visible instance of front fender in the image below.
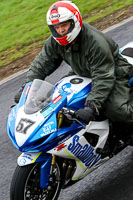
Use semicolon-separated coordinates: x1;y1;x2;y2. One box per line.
18;152;52;188
18;152;43;166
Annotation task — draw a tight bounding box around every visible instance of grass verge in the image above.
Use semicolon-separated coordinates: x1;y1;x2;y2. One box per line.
0;0;133;67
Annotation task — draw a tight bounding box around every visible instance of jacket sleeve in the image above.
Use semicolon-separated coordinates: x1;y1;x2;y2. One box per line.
26;36;62;82
86;35;116;110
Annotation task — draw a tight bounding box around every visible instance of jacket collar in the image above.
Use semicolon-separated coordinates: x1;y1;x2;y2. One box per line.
65;30;82;52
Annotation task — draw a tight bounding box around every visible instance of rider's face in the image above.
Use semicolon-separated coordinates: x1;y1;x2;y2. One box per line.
54;21;71;36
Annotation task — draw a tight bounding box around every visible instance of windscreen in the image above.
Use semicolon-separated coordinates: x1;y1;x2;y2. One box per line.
24;79;54;114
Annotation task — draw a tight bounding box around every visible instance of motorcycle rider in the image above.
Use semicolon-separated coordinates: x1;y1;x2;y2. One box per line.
15;0;133;126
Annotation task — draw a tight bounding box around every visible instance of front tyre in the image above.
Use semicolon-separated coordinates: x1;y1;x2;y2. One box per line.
10;163;61;200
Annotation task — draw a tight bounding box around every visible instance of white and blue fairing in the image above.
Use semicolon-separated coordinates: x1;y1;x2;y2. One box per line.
7;76;92;151
119;41;133;64
120;41;133;85
52;75;92;109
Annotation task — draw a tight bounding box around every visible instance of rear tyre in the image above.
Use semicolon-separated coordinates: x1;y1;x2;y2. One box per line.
10;163;61;200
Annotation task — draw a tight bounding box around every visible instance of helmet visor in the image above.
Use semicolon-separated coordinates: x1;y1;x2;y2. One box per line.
48;20;74;38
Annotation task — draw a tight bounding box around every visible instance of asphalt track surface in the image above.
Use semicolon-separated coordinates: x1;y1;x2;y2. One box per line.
0;18;133;200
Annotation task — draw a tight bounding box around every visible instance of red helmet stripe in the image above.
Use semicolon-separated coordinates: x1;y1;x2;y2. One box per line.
57;2;82;27
50;4;60;24
51;19;60;24
49;2;82;27
56;35;69;45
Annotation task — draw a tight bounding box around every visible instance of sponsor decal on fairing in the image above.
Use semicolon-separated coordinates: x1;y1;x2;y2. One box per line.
56;143;67;151
68;135;101;168
52;95;63;104
24;85;30;95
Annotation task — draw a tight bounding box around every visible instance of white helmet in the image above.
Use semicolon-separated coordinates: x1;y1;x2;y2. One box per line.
47;1;82;45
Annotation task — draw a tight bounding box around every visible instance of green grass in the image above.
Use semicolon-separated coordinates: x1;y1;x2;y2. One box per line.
0;0;133;67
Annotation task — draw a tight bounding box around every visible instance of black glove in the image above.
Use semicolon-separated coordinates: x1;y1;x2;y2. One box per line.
14;84;25;103
75;102;97;124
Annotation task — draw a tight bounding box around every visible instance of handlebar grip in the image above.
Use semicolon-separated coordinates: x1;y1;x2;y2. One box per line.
61;107;86;129
62;107;75;116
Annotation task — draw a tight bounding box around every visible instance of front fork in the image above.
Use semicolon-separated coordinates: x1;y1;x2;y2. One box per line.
40;154;53;189
40;154;57;188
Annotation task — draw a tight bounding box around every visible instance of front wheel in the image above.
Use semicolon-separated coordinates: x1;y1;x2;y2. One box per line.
10;163;61;200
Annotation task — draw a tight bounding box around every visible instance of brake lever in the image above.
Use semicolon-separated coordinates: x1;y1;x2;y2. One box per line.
68;117;86;129
61;107;86;129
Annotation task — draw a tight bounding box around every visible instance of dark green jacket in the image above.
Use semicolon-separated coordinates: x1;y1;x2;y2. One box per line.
26;22;133;122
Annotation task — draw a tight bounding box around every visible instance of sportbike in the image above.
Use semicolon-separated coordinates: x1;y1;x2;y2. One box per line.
7;42;133;200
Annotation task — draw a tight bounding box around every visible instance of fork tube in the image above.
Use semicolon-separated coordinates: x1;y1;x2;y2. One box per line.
52;154;56;165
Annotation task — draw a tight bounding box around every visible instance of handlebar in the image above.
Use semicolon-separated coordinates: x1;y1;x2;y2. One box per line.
61;107;75;116
61;107;86;129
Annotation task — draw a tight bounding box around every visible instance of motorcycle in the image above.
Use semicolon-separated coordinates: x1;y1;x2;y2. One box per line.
7;42;133;200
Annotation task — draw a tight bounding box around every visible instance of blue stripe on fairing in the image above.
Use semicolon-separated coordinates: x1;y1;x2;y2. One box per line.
67;82;92;108
7;105;19;150
18;82;32;108
19;122;82;152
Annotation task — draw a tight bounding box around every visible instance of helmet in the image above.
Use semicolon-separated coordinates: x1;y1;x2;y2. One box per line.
47;1;82;46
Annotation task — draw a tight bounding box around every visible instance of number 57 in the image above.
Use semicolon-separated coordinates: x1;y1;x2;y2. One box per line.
16;118;35;134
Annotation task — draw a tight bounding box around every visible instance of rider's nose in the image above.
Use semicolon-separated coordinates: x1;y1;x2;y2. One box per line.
59;27;65;35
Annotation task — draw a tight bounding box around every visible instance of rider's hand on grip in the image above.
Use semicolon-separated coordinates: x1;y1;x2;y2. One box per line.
74;101;97;124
